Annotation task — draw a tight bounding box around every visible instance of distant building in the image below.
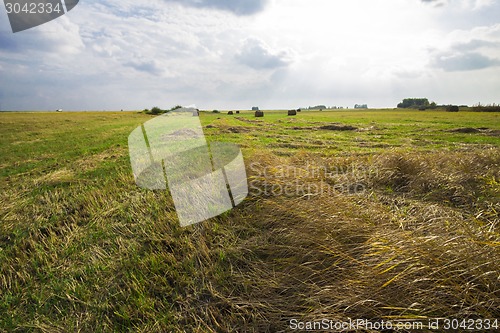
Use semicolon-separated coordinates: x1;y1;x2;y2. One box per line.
354;104;368;109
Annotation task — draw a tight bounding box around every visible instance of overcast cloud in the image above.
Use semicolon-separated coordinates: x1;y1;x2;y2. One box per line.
235;38;290;70
0;0;499;110
161;0;269;16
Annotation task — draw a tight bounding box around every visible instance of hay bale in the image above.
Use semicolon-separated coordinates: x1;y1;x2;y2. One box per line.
236;111;240;114
228;111;234;115
297;109;301;112
255;111;264;117
288;110;297;116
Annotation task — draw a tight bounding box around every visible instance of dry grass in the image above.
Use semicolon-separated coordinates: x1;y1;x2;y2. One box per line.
34;169;76;186
1;111;499;332
212;150;500;328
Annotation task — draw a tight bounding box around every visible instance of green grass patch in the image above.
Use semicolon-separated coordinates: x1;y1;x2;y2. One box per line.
0;110;499;331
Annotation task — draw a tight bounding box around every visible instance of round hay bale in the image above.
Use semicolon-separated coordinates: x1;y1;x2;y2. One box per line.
288;110;297;116
236;111;240;114
255;111;264;117
228;111;234;115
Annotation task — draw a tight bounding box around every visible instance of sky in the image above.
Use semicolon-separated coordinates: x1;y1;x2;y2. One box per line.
0;0;499;111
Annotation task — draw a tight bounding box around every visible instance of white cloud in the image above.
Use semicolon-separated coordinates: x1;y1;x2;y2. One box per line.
422;0;495;9
431;52;500;71
235;38;291;70
0;16;84;55
427;23;500;71
461;0;495;10
160;0;269;16
124;60;164;75
0;0;499;110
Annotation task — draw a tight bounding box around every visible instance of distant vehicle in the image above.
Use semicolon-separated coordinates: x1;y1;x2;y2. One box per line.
56;109;63;112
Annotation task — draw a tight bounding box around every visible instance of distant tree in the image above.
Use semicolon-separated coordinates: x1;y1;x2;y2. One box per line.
397;98;430;109
471;104;500;112
307;105;327;110
150;106;162;115
446;105;459;112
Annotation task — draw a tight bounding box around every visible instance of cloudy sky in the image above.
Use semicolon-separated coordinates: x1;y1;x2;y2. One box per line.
0;0;499;110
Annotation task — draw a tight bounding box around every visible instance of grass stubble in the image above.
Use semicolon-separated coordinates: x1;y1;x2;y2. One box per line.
0;110;499;332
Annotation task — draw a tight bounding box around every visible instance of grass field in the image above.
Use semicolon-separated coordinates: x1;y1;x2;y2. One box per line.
1;109;499;332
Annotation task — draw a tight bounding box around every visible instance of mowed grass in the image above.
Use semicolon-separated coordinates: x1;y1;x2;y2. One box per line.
0;110;499;332
202;109;500;153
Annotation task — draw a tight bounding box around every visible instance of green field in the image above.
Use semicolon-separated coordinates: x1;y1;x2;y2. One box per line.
1;110;499;332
